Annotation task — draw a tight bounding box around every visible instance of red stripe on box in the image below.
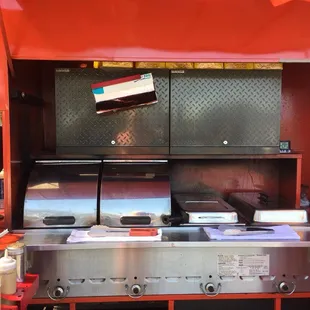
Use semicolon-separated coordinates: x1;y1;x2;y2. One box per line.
91;74;142;89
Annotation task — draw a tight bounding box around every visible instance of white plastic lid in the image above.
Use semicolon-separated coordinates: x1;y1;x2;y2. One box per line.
0;250;16;272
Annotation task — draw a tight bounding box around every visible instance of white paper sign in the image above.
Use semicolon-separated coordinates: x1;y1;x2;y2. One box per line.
217;254;270;277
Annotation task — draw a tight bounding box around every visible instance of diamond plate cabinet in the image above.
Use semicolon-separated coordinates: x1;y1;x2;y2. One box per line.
170;70;282;155
55;69;170;155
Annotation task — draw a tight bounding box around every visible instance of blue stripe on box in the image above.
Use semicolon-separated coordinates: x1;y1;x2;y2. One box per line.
92;87;104;95
141;73;152;80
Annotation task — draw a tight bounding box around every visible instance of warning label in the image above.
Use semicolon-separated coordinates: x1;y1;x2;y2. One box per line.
217;254;270;277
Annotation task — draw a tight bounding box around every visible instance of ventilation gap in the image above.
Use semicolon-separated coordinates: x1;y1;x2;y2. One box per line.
293;275;309;281
145;277;161;283
259;276;276;281
90;278;106;284
165;277;181;283
185;276;202;282
240;276;255;281
110;278;127;283
68;279;85;285
219;276;235;281
40;280;49;286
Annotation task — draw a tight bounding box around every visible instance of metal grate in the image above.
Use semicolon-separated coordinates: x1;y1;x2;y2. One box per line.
170;70;282;149
55;68;169;153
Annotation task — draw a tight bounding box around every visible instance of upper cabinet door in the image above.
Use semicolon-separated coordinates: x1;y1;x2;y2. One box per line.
170;70;282;155
55;68;170;155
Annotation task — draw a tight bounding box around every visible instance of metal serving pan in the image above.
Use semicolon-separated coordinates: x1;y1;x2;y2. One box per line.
175;194;239;224
228;192;308;224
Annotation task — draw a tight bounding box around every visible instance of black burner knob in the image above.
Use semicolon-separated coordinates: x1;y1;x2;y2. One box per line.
53;286;64;298
279;282;289;292
131;284;142;295
208;286;215;293
205;283;216;293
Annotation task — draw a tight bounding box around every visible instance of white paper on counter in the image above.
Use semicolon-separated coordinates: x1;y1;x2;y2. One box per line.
67;229;162;243
204;225;300;241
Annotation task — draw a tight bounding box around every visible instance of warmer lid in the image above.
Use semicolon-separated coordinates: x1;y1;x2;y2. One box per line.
23;160;100;228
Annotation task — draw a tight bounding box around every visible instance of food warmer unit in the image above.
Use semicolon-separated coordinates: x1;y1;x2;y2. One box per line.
18;161;310;299
228;192;308;225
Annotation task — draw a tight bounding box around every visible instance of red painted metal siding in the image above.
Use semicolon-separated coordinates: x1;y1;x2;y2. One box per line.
0;22;8;110
1;0;310;61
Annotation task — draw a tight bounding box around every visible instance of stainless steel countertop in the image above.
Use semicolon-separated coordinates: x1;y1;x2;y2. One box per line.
15;226;310;251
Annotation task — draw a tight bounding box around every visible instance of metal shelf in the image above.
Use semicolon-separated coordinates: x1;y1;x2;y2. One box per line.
34;153;302;160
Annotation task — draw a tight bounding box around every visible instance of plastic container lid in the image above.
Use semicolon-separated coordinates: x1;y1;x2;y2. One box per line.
7;242;25;255
0;249;16;272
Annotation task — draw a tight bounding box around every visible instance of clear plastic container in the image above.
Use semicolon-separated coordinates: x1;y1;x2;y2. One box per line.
7;242;25;282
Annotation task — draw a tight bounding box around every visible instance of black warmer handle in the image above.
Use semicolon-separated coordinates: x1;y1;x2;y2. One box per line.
120;216;151;225
43;216;76;226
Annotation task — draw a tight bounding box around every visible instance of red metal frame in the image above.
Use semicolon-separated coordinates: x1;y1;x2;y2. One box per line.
29;292;310;304
0;14;8;111
1;274;39;310
2;110;12;229
274;298;281;310
28;292;310;310
168;300;174;310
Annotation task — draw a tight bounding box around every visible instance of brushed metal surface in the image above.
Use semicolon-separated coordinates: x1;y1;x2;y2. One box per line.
25;229;310;297
170;70;281;154
55;68;170;155
100;161;171;227
23;161;100;228
21;227;310;250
